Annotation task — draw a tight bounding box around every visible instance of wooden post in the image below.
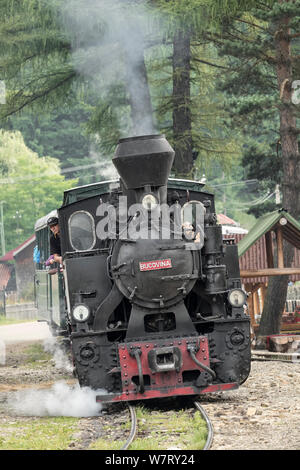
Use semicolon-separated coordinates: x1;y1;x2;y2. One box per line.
245;288;255;326
260;284;267;312
276;226;284;269
265;231;274;268
253;289;260;318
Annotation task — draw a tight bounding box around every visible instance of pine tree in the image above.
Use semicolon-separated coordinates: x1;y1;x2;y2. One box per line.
4;101;93;181
0;1;157;133
148;0;257;177
210;0;300;336
0;0;254;177
0;0;76;117
212;0;299;218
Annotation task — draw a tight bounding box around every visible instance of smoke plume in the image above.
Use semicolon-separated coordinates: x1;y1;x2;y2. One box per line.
56;0;162;136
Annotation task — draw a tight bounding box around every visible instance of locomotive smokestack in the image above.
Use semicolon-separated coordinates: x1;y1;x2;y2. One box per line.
112;134;175;190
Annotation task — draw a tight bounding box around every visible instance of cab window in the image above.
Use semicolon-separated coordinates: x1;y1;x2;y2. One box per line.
69;211;95;251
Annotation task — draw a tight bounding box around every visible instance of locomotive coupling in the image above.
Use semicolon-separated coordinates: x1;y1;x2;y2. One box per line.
148;346;182;373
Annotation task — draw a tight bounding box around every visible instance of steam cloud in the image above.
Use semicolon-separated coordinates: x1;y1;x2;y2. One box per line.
56;0;161;136
8;382;103;417
43;337;73;373
7;338;105;417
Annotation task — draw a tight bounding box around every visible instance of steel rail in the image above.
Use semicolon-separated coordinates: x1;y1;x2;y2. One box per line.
194;401;214;450
121;404;137;450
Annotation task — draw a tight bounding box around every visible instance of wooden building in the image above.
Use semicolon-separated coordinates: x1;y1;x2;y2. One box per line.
0;235;36;299
226;210;300;330
13;235;36;298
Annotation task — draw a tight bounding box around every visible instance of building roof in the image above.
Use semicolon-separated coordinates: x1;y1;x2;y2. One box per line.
0;248;15;262
217;214;248;235
13;235;36;258
217;214;238;226
238;209;300;257
0;235;36;262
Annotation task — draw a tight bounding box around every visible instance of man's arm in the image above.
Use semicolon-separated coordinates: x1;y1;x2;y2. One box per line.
53;254;62;264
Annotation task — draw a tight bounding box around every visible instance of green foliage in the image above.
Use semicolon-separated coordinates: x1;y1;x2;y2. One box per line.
2;0;296;194
5;100;94;182
0;0;250;178
0;130;77;251
85;86;127;156
149;0;261;33
211;1;300;216
0;0;76;117
146;33;242;175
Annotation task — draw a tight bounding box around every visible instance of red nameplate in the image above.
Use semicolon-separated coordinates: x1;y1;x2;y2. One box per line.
139;258;172;271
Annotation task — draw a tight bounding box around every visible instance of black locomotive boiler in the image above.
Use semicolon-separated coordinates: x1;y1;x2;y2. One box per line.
35;134;251;403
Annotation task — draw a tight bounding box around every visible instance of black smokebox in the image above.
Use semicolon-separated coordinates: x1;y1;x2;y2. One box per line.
112;134;175;190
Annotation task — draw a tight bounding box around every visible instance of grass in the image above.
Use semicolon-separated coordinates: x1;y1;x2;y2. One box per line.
0;417;78;450
91;405;208;451
22;343;52;366
89;438;128;450
0;403;208;450
0;315;33;326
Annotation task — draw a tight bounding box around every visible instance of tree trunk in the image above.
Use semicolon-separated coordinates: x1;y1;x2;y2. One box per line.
257;275;289;336
172;29;194;177
257;1;299;338
274;4;300;218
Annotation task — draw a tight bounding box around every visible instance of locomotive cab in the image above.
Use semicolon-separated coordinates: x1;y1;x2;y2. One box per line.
34;210;66;336
39;134;251;403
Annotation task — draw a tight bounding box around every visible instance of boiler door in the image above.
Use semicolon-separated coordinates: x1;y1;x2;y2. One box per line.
111;237;198;309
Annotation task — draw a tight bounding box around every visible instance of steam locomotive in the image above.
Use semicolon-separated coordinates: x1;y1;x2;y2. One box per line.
34;134;251;403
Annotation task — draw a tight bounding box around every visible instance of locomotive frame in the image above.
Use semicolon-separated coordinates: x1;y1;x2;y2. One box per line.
34;134;251;404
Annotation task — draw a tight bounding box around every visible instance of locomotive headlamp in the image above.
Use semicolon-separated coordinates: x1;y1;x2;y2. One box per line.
72;304;90;322
228;289;247;308
142;194;158;211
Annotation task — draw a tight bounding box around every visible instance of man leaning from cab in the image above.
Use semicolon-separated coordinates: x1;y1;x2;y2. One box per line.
47;216;62;265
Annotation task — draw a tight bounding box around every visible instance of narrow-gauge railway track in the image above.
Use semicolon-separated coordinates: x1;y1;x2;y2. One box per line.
121;404;138;450
2;341;299;450
121;400;213;451
193;401;213;450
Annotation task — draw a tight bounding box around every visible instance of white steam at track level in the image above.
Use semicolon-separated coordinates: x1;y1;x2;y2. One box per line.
7;337;105;417
8;382;104;417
